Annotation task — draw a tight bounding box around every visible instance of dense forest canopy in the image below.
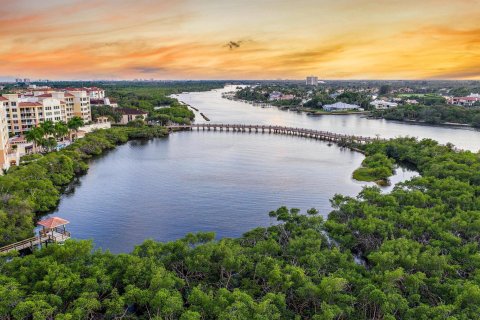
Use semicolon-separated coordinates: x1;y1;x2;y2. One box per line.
88;82;223;125
102;82;224;112
1;132;480;318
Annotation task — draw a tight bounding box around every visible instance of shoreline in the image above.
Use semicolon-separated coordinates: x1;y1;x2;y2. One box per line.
223;92;478;128
223;96;368;116
367;116;477;130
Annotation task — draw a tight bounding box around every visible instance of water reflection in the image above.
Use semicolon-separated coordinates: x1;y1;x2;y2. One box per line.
48;85;477;253
173;86;479;151
51;132;397;253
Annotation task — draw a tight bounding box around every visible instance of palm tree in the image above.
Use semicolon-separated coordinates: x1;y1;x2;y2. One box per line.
67;116;84;140
25;127;44;153
54;121;69;141
41;137;58;152
39;120;55;138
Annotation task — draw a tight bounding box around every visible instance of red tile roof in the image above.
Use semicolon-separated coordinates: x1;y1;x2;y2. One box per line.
37;93;52;98
19;102;42;107
64;87;84;92
117;107;148;115
37;217;69;228
0;96;8;101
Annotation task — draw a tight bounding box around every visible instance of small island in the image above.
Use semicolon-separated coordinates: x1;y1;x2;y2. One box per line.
352;153;395;186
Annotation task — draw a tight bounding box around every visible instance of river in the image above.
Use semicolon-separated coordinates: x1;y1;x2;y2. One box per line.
47;86;478;253
174;86;479;151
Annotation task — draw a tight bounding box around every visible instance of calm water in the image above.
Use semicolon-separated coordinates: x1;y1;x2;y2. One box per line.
48;86;478;253
174;86;480;151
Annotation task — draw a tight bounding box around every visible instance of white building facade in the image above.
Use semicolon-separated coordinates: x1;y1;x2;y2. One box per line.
370;100;398;109
323;102;360;111
306;76;318;86
1;88;92;135
0;97;11;170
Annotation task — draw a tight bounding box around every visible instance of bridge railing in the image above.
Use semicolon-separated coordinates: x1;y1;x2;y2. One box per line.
0;235;44;253
166;124;384;142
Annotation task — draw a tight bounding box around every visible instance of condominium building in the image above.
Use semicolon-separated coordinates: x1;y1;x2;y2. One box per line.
65;86;105;100
86;87;105;100
3;94;63;134
0;96;11;170
1;88;92;135
67;90;92;121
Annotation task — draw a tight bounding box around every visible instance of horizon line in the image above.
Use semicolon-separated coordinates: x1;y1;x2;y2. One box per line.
1;78;480;83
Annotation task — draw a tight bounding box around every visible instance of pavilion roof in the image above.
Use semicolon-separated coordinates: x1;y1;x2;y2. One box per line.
37;217;69;228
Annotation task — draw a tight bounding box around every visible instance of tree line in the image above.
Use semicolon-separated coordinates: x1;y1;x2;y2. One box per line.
372;104;480;127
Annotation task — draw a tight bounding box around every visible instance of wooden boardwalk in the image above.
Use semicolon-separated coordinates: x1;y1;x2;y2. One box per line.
0;231;70;254
167;123;383;144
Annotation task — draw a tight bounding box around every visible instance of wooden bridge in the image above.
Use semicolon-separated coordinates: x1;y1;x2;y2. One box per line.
0;231;70;254
167;123;382;144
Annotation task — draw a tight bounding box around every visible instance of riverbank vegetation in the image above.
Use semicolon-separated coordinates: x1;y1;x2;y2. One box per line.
372;104;480;127
352;153;395;184
92;103;195;125
104;81;224;112
1;135;480;318
0;126;168;247
235;85;373;111
90;82;209;125
91;105;122;123
148;103;195;125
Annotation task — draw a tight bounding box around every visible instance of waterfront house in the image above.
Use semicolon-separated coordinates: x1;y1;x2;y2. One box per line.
117;108;148;124
405;99;419;104
269;91;282;101
323;102;360;111
370;100;398;109
447;96;480;106
279;94;295;100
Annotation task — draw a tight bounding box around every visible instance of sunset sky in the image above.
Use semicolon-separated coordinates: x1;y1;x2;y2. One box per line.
1;0;479;80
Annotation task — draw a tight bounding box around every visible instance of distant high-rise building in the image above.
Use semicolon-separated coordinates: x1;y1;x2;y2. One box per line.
15;78;22;83
24;78;30;84
306;76;318;86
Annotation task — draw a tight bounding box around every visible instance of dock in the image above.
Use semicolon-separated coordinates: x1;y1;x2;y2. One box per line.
0;217;71;254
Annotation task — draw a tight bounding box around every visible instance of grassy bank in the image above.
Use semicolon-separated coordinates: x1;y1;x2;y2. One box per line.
0;126;168;246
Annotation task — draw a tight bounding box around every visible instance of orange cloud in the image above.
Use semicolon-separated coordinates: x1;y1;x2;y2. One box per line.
0;0;479;80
